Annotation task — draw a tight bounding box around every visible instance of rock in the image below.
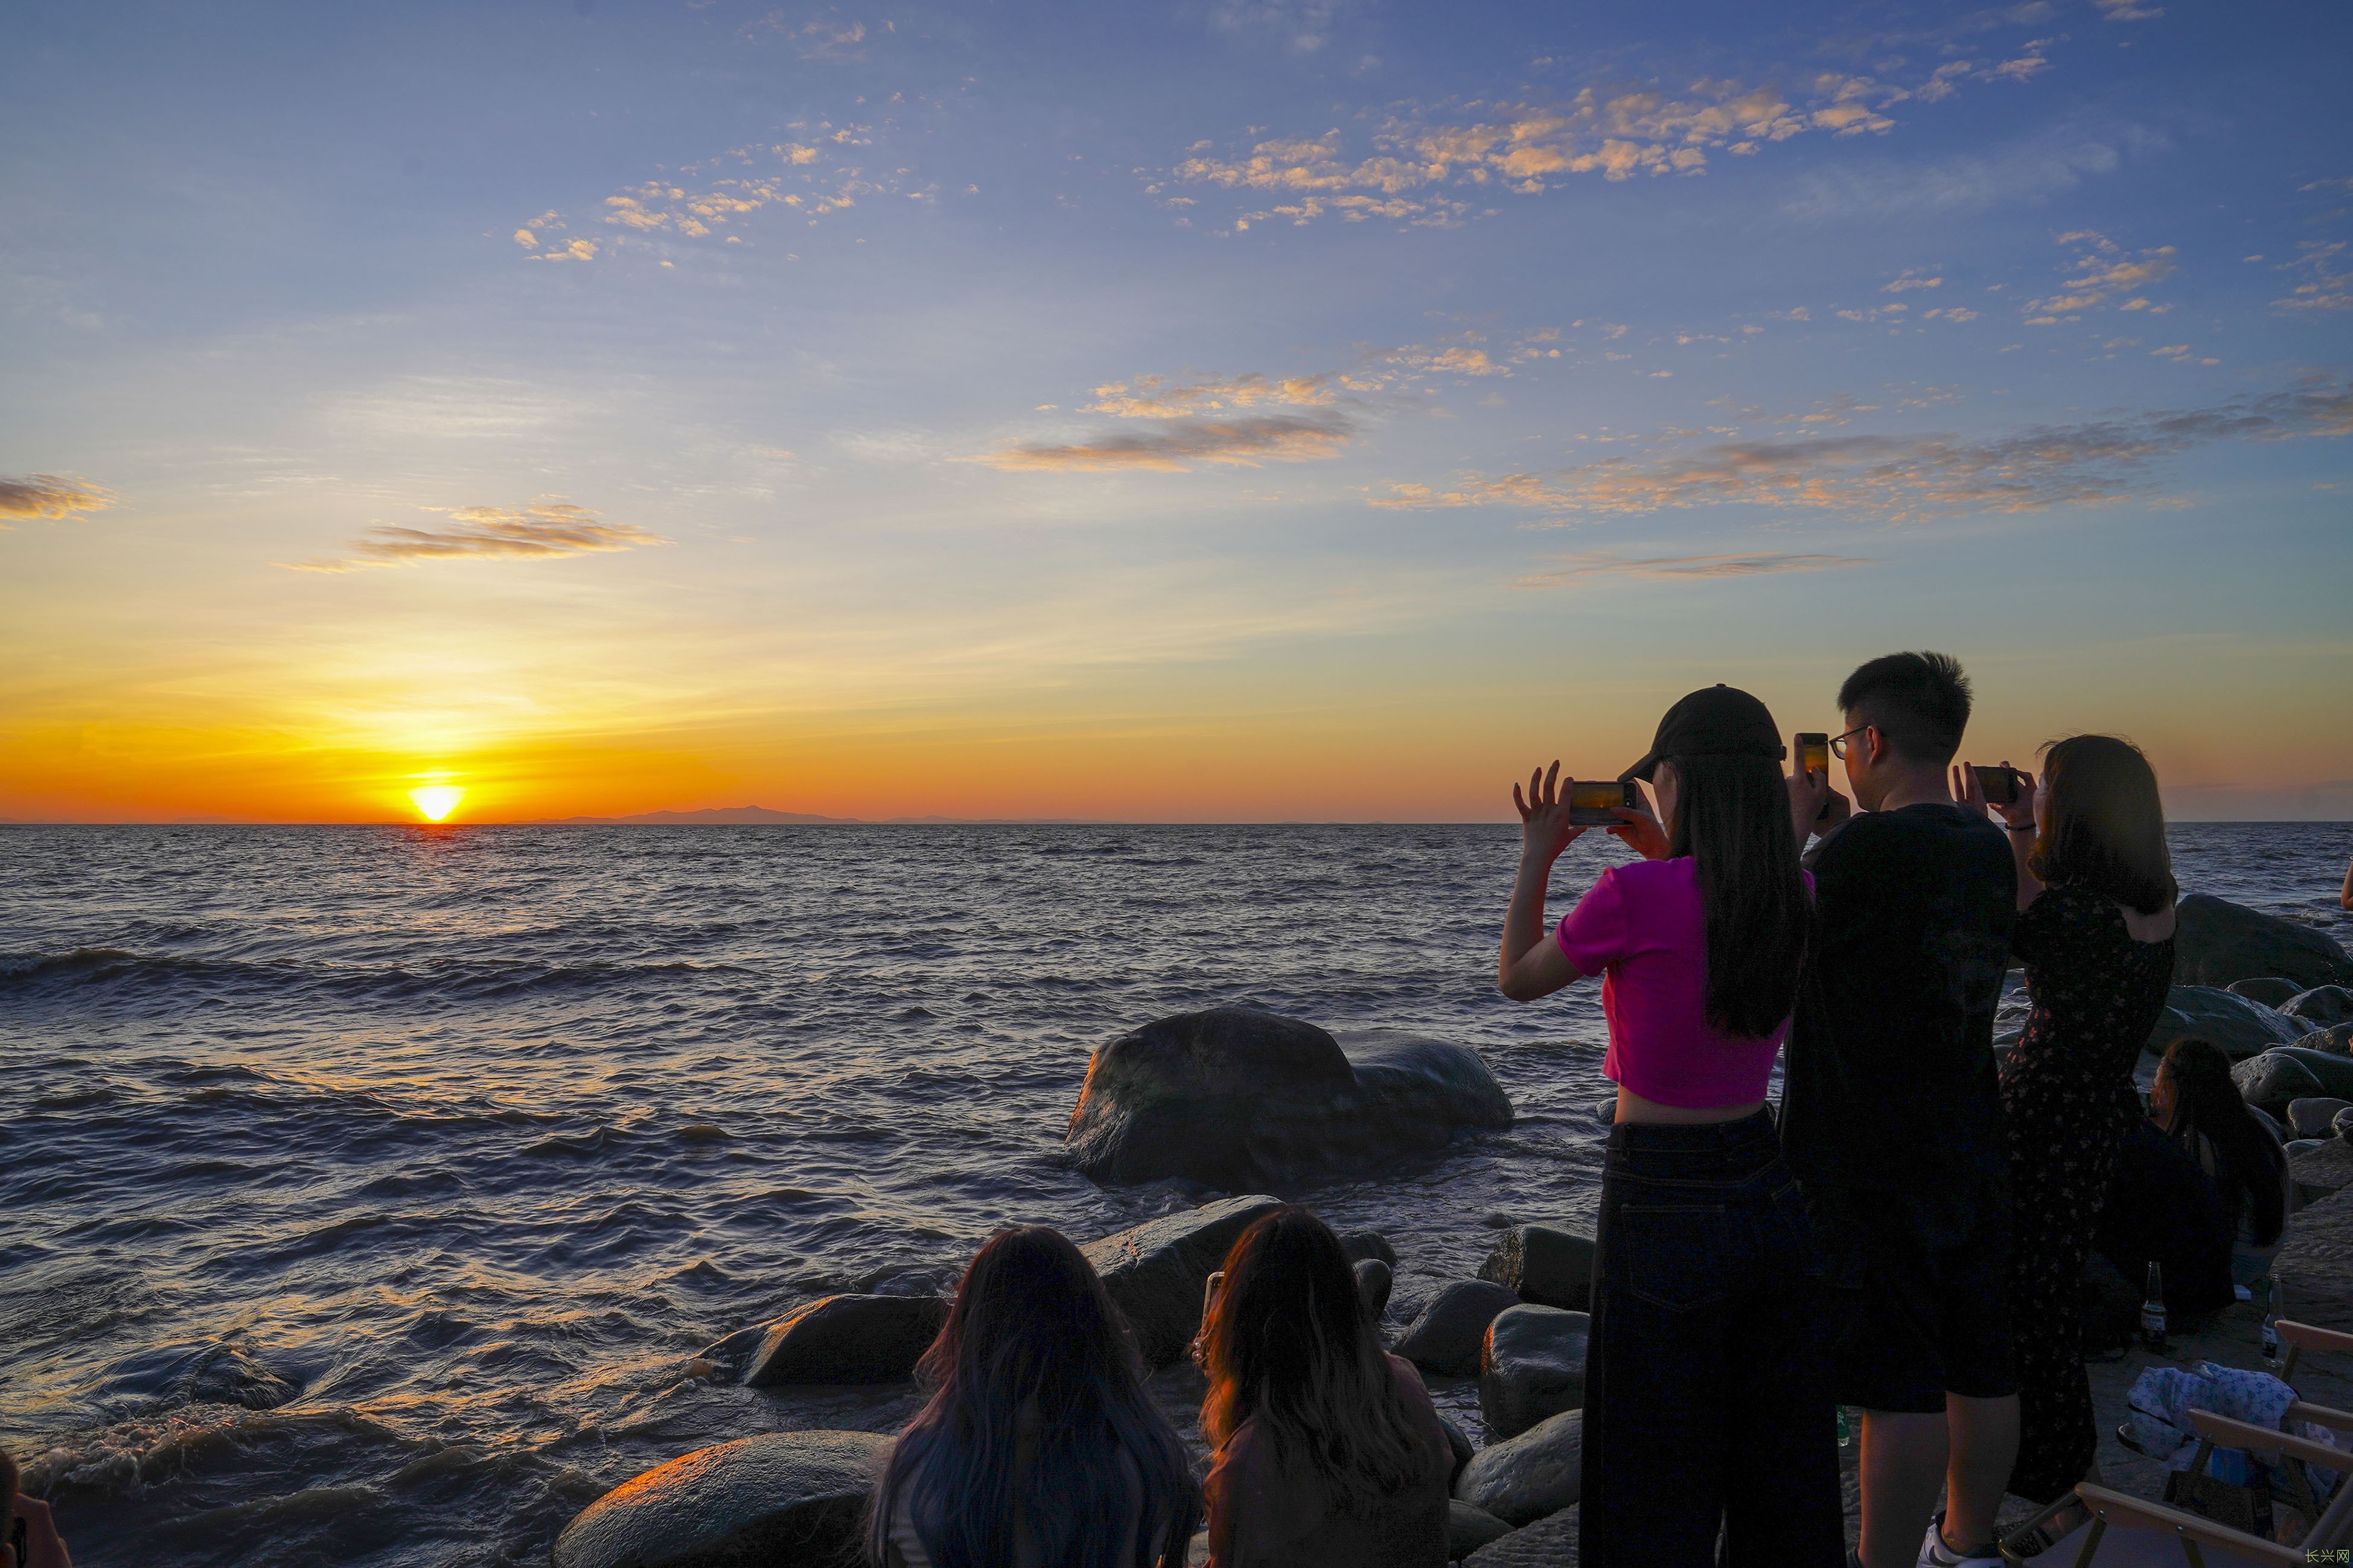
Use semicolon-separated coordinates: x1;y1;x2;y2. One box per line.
742;1295;948;1388
1454;1407;1585;1526
1437;1415;1474;1487
1479;1305;1591;1440
2290;1098;2353;1139
2295;1022;2353;1057
1393;1280;1523;1378
1448;1500;1515;1560
1464;1505;1579;1567
552;1430;889;1568
1064;1009;1512;1190
2234;1048;2353;1121
1355;1258;1394;1322
2229;977;2304;1007
2285;986;2353;1027
2295;1139;2353;1202
2341;1106;2353;1143
2173;894;2353;990
2147;986;2307;1062
1078;1194;1285;1367
1478;1225;1596;1312
1340;1229;1398;1266
2272;1184;2353;1334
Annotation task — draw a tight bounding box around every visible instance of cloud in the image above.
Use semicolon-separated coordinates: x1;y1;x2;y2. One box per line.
2276;241;2352;313
1084;372;1339;419
284;502;669;571
1163;71;1921;230
1784;120;2163;217
1211;0;1348;53
2021;231;2177;323
1883;269;1943;292
974;413;1354;472
742;11;882;59
1367;381;2353;521
2092;0;2163;18
0;473;112;526
1515;552;1872;586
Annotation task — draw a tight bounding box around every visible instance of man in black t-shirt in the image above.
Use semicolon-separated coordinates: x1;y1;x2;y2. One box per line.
1781;652;2020;1568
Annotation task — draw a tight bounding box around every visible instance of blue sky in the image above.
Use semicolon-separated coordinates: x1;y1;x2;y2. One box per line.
2;0;2348;821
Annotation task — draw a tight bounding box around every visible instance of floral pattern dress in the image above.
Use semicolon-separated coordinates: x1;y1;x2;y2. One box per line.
1999;882;2176;1503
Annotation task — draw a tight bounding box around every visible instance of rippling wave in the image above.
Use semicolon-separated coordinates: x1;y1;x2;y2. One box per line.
1;821;2344;1566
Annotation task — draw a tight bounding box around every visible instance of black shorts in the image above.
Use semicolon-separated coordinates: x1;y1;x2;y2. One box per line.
1836;1184;2019;1412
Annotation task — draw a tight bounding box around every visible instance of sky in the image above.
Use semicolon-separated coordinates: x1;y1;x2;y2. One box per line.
2;0;2348;824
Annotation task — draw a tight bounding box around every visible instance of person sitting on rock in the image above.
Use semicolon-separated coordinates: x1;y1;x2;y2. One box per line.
867;1226;1200;1568
2;1446;73;1568
1197;1207;1452;1568
1495;684;1841;1567
2151;1037;2291;1287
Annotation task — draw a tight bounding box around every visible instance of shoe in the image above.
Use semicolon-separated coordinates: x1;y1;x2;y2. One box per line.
1917;1511;2003;1567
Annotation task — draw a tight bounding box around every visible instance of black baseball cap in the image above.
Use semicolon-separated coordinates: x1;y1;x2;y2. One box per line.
1618;684;1786;782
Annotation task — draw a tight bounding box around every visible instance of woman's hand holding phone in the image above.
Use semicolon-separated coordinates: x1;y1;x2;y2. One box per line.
1513;762;1586;864
1606;800;1668;861
1955;759;2036;831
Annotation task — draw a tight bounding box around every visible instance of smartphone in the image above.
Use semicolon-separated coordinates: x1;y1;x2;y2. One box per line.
1567;779;1640;826
1200;1269;1225;1322
1973;764;2021;806
1795;733;1832;822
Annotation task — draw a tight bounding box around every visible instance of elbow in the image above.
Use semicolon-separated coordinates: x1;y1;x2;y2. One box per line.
1497;973;1530;1003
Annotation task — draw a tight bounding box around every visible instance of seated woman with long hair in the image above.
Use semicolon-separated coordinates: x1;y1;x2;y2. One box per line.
869;1226;1200;1568
1196;1208;1453;1568
2151;1037;2292;1286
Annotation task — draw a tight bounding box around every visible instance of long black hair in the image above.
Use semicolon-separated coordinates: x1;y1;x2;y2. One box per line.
1198;1208;1430;1512
2159;1038;2285;1248
1664;752;1813;1039
870;1226;1201;1568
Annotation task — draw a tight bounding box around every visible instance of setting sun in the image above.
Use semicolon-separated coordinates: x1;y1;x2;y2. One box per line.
407;785;465;822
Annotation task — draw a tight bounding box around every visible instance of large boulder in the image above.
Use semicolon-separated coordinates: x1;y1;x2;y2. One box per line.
2293;1023;2353;1058
742;1295;948;1387
1064;1009;1512;1189
2234;1048;2353;1121
2147;986;2307;1062
2285;986;2353;1028
2272;1184;2353;1334
1479;1305;1590;1440
2228;977;2302;1007
2173;895;2353;990
1464;1505;1579;1567
1078;1194;1284;1367
1478;1225;1595;1312
2293;1139;2353;1203
1448;1501;1515;1560
1393;1280;1523;1378
1340;1230;1398;1266
2289;1098;2353;1139
1437;1415;1474;1487
553;1430;889;1568
1355;1258;1394;1322
1454;1407;1584;1526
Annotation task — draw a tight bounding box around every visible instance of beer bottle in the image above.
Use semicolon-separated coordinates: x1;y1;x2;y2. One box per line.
2139;1261;2167;1353
2261;1278;2281;1370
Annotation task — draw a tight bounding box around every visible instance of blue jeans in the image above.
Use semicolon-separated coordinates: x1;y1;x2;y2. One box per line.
1579;1108;1846;1567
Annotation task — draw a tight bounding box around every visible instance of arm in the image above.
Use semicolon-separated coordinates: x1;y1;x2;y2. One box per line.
1499;763;1585;1001
2342;854;2351;911
1955;759;2041;911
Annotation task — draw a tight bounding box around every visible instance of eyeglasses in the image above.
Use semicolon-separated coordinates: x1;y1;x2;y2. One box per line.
1827;724;1871;760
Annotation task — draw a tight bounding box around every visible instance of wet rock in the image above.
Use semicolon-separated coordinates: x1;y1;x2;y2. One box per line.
2173;895;2353;990
2235;1048;2353;1121
2148;986;2307;1062
1064;1009;1512;1190
1478;1224;1596;1312
1393;1280;1522;1378
1355;1258;1394;1322
1437;1414;1474;1487
742;1294;948;1388
1341;1229;1398;1266
2229;977;2303;1007
1463;1503;1579;1567
2285;986;2353;1028
2295;1022;2353;1057
1478;1305;1590;1441
2290;1098;2353;1139
1454;1407;1584;1527
553;1430;889;1568
1079;1193;1285;1367
2272;1184;2353;1334
1448;1500;1515;1560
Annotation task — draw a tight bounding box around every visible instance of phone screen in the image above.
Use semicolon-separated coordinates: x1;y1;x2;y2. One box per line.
1973;765;2020;806
1568;780;1636;826
1796;733;1829;777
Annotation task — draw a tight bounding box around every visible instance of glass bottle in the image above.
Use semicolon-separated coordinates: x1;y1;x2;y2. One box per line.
2261;1278;2281;1371
2139;1261;2168;1353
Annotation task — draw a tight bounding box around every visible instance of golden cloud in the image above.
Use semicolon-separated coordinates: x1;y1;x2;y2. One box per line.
283;503;669;572
0;474;112;526
975;414;1354;472
1516;552;1873;586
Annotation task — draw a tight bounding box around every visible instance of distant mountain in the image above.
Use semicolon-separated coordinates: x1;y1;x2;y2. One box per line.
530;806;860;825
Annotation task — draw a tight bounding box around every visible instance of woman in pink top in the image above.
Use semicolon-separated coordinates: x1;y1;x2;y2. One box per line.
1496;685;1844;1568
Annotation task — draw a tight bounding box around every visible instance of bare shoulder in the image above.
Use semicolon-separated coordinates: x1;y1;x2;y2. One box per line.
2117;900;2176;945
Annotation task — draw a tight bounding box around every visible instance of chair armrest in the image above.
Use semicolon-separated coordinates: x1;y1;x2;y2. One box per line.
2186;1408;2353;1472
2286;1399;2353;1434
2072;1482;2303;1566
2279;1319;2353;1357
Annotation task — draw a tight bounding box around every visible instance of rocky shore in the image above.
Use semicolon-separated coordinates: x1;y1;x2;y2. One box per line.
552;896;2353;1566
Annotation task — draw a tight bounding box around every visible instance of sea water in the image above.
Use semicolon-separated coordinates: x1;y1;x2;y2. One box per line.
2;822;2346;1566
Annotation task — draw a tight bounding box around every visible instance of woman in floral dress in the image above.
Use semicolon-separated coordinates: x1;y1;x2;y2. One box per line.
1955;734;2177;1504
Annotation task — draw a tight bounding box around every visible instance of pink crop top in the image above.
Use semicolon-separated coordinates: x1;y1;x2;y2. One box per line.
1554;856;1809;1109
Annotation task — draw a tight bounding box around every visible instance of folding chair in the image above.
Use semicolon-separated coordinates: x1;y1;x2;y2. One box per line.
1996;1321;2353;1565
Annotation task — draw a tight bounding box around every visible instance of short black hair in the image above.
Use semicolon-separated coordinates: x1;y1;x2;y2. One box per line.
1836;651;1972;765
